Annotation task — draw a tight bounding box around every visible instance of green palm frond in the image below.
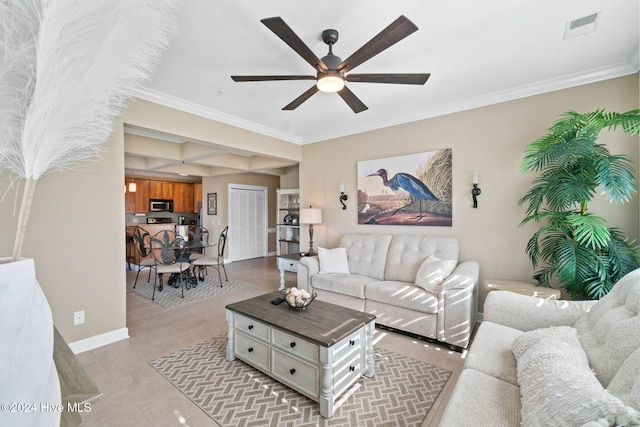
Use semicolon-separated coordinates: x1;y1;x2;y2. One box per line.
595;155;637;203
565;213;610;250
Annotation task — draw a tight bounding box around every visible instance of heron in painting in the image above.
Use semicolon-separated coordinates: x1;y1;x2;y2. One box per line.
367;168;440;219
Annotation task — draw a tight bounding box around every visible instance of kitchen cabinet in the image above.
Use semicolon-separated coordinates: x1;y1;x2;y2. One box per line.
276;189;300;257
124;178;149;213
194;182;202;212
173;182;194;213
149;180;173;199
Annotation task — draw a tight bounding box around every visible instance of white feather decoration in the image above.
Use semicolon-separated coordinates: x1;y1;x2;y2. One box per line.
0;0;182;260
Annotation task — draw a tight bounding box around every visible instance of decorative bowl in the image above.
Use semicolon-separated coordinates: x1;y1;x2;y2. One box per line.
279;290;317;311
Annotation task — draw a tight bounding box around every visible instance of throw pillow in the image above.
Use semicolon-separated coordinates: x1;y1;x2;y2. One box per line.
414;255;457;294
512;326;640;427
318;247;350;274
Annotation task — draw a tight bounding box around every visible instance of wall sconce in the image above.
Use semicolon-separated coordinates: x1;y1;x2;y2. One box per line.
471;171;481;208
339;183;348;209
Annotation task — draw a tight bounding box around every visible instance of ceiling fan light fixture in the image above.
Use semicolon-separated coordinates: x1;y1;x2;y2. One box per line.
317;73;344;93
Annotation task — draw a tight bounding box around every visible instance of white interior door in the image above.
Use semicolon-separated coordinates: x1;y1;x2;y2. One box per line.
228;184;267;261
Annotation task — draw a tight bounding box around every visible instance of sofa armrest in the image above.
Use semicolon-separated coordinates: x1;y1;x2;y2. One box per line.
296;255;319;293
483;291;596;331
437;261;480;349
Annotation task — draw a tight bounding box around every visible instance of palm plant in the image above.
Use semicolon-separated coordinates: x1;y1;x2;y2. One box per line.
519;109;640;300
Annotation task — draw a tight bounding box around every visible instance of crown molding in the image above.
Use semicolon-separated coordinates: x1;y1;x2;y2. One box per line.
132;89;304;145
134;60;638;146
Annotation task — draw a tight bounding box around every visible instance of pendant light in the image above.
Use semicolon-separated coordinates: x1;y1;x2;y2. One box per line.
128;169;137;192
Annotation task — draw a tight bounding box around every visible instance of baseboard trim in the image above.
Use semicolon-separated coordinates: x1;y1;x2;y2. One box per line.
68;327;129;354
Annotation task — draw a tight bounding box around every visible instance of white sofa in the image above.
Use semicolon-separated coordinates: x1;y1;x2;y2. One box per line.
439;268;640;427
296;233;480;350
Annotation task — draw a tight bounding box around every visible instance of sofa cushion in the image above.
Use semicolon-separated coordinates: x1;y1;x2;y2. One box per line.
574;268;640;388
513;325;640;427
464;321;523;385
311;273;377;299
415;255;457;294
606;347;640;410
340;234;392;281
317;247;350;274
384;235;458;282
438;368;522;427
365;281;438;314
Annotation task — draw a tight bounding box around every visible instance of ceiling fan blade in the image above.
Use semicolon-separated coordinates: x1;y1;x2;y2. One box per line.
261;17;328;72
346;73;430;85
282;85;319;110
337;16;418;74
338;86;368;113
231;75;316;82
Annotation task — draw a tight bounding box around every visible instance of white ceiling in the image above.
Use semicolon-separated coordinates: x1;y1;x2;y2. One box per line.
126;0;639;177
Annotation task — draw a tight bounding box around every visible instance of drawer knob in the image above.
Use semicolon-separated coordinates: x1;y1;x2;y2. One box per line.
349;366;355;372
290;342;296;348
289;368;296;375
248;325;254;330
350;340;355;346
248;347;254;353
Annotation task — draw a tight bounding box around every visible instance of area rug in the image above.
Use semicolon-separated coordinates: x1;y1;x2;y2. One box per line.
127;275;253;308
150;336;451;426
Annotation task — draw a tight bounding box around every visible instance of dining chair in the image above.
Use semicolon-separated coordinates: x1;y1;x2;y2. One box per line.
188;226;209;261
131;226;157;289
149;230;191;300
191;226;228;287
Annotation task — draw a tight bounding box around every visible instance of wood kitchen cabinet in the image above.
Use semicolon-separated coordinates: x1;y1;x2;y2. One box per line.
125;178;149;213
149;180;173;199
194;182;202;212
173;182;194;213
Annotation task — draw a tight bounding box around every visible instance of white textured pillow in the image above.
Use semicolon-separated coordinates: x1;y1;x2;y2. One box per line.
414;255;457;293
512;326;640;427
318;247;350;274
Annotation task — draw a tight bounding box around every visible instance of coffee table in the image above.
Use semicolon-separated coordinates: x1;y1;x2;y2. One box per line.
225;292;376;418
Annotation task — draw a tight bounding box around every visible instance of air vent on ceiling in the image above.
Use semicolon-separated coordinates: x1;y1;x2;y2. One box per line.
564;12;600;40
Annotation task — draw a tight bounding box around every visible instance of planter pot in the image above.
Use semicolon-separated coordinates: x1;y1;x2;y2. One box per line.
0;258;61;427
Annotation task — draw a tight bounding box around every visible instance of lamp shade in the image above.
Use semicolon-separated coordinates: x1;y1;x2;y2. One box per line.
299;208;322;224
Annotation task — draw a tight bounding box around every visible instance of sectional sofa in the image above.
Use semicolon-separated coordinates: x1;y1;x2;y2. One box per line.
296;233;480;350
439;268;640;426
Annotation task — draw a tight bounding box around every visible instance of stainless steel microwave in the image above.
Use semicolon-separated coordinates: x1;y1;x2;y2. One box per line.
149;199;174;212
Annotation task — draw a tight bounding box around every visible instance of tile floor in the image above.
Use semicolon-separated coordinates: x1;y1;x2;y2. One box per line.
77;256;466;426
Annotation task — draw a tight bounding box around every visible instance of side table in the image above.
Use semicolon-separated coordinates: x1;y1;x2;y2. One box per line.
277;253;302;290
484;279;561;299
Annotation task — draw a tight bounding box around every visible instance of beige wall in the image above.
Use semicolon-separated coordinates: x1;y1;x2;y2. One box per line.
0;124;127;344
299;75;640;307
1;76;636;349
201;172;281;256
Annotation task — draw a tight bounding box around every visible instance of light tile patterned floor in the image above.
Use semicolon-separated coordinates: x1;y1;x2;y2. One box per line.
77;256;465;426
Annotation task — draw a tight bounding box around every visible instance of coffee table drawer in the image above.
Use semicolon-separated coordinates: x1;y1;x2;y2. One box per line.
272;329;319;363
333;328;363;360
333;349;363;398
235;313;270;341
235;332;270;372
272;348;319;400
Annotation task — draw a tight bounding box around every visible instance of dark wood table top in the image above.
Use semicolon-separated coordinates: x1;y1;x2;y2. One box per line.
226;292;376;347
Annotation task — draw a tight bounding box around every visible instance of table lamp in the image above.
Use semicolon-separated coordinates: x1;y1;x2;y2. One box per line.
299;207;322;255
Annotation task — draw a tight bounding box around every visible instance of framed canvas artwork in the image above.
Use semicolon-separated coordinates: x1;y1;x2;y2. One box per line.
207;192;217;215
357;149;452;226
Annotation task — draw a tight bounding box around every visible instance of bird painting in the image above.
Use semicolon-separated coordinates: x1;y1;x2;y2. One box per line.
357;149;452;226
367;168;440;220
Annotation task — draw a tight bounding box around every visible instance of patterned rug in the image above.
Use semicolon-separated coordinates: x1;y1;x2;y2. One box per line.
150;336;451;426
127;274;253;308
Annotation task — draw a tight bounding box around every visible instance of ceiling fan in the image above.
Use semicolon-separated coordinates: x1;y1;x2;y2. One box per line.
231;15;430;113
